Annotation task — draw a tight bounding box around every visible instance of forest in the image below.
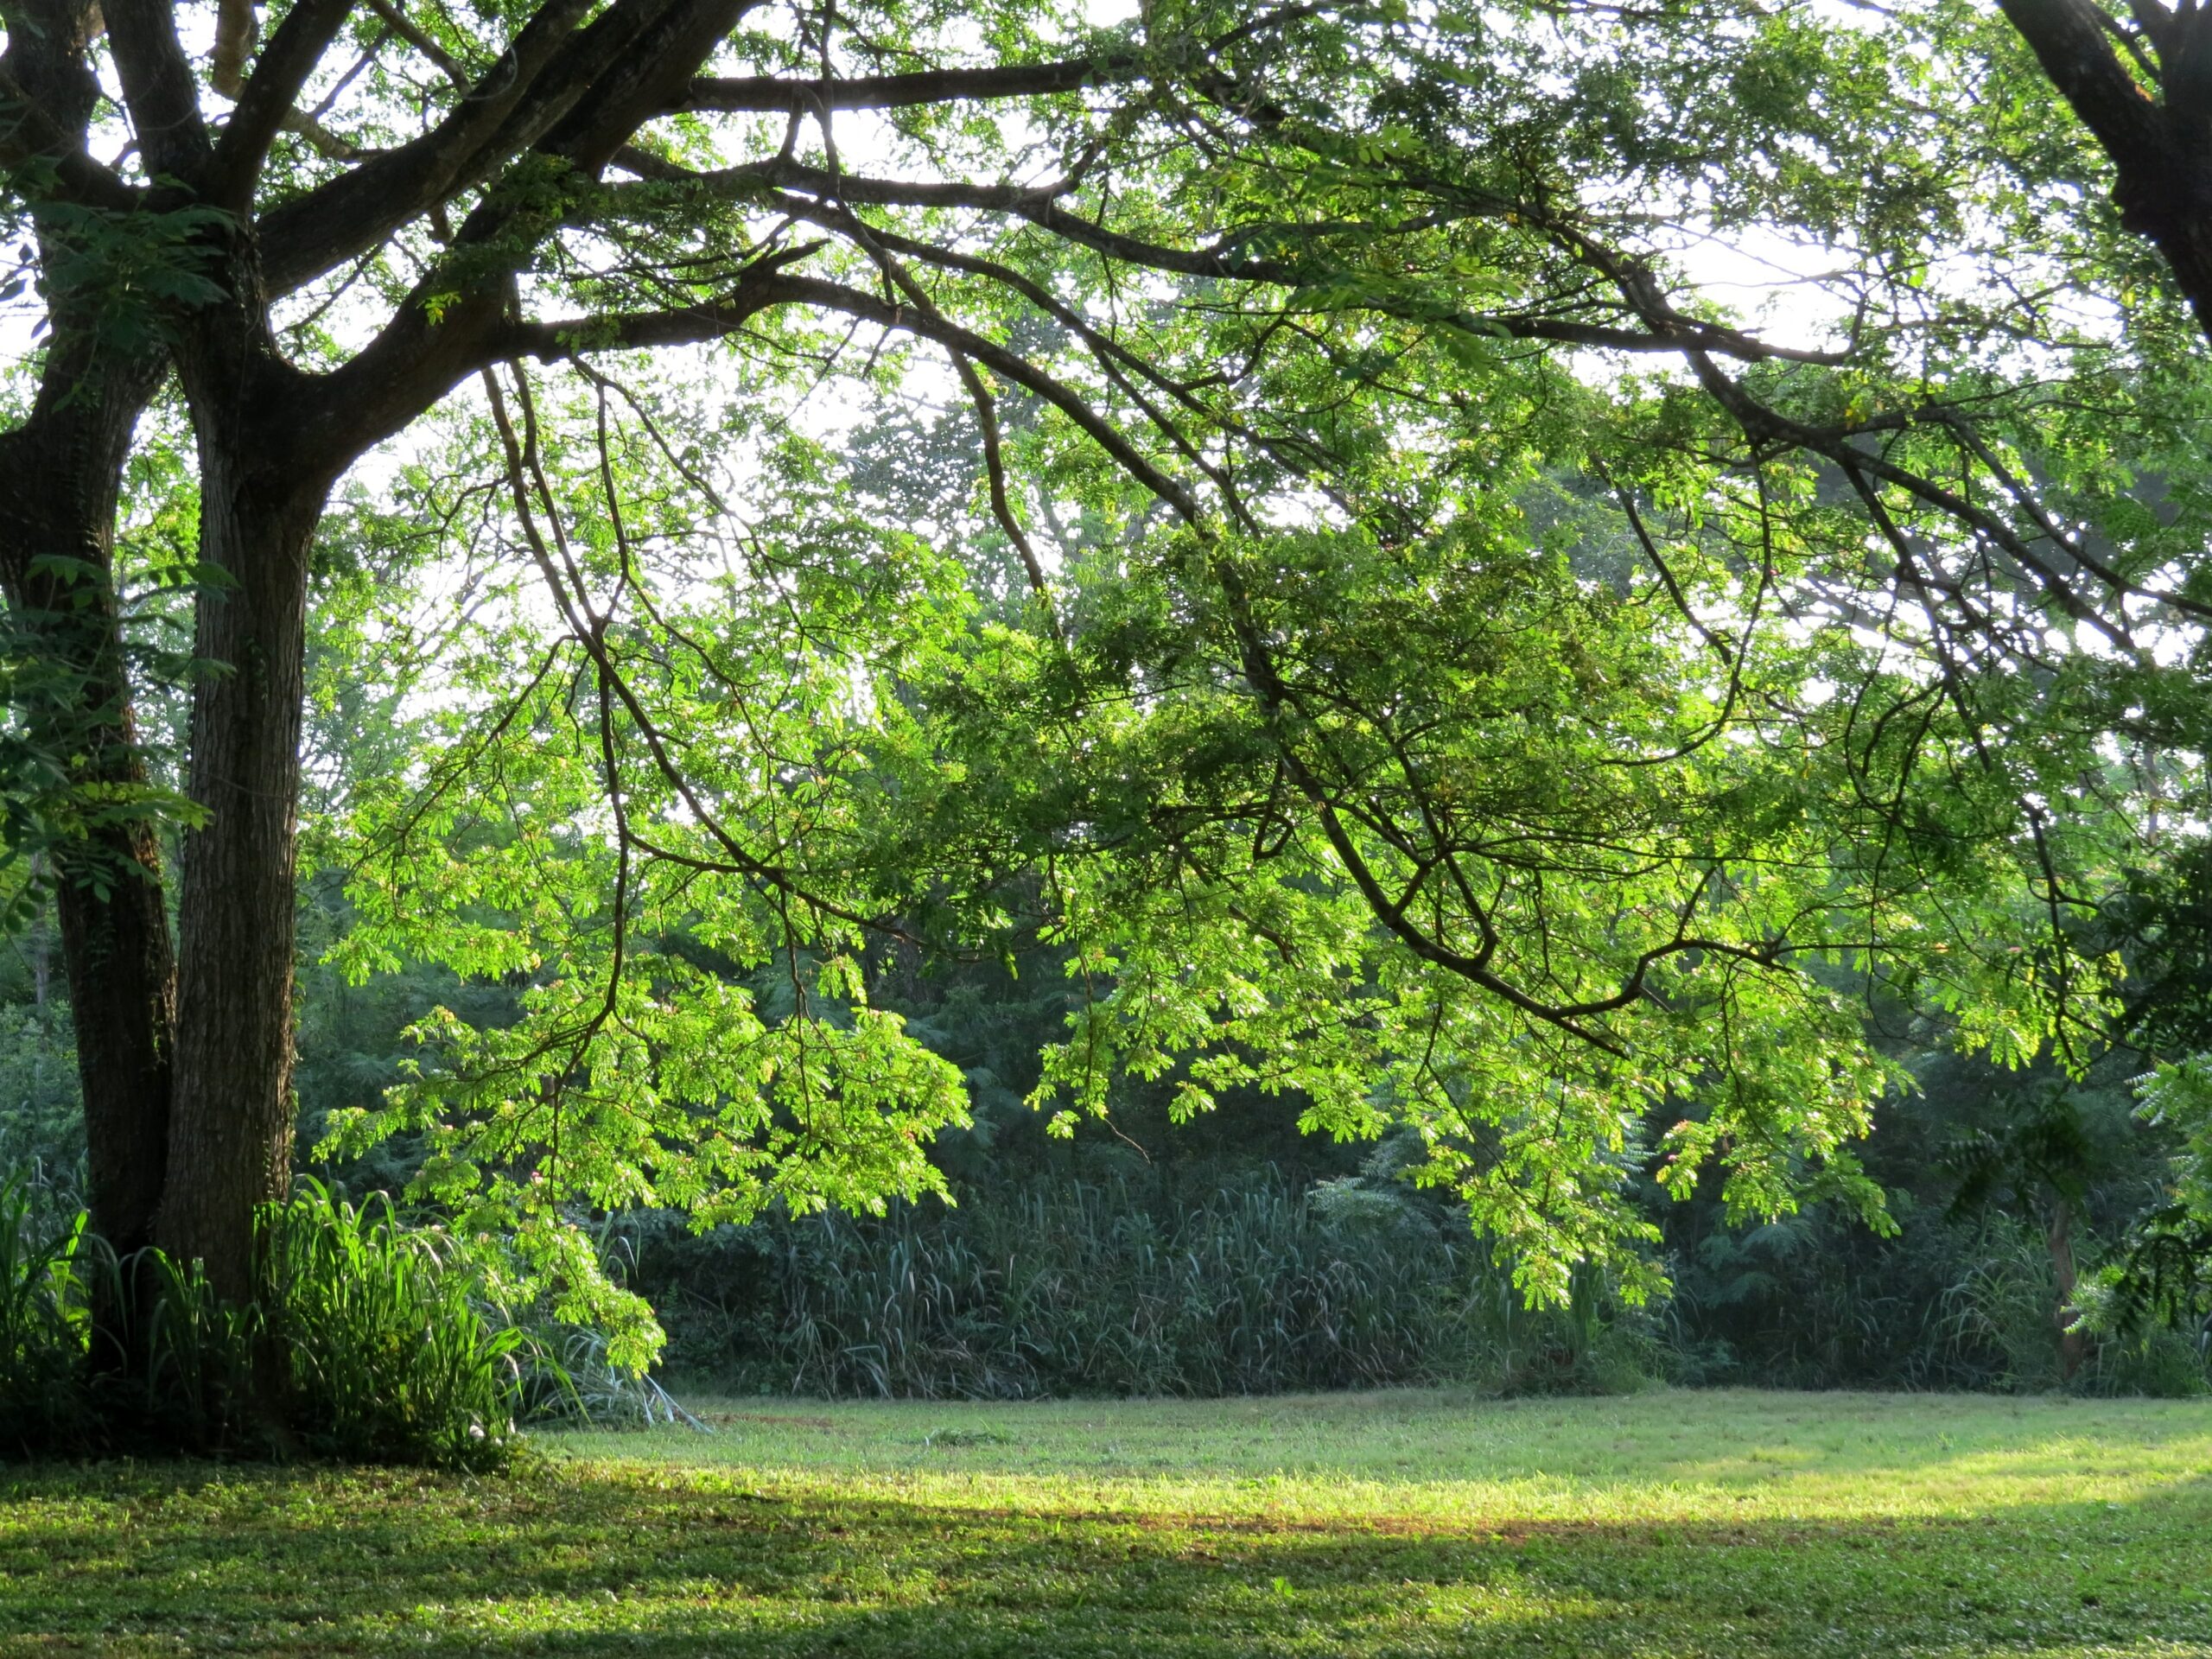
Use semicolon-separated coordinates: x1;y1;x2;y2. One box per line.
3;0;2212;1649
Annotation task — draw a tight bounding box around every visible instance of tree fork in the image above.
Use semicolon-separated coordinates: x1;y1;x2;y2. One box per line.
1999;0;2212;342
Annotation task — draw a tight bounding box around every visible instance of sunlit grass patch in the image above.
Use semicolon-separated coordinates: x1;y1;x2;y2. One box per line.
2;1389;2206;1656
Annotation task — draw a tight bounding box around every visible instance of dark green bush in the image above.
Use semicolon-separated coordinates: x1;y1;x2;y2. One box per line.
632;1152;2211;1402
1662;1201;2209;1395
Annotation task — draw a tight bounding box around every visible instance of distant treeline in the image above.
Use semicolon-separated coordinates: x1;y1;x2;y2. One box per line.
622;1160;2208;1402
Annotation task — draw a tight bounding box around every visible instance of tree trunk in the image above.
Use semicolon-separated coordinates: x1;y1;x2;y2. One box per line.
26;856;50;1014
0;350;177;1259
155;425;330;1306
2046;1199;2088;1382
119;51;352;1306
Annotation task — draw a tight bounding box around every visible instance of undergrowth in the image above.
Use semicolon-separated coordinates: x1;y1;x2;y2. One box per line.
634;1167;2212;1402
0;1174;563;1468
645;1170;1658;1399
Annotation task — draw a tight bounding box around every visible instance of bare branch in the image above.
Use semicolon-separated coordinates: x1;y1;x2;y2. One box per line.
103;0;214;178
681;53;1147;113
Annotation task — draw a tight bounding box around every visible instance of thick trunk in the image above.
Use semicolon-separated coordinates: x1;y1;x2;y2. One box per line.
155;443;328;1306
3;0;176;1268
56;817;175;1260
0;353;176;1258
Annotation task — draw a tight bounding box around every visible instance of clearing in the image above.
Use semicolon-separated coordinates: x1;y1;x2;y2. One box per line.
2;1387;2207;1655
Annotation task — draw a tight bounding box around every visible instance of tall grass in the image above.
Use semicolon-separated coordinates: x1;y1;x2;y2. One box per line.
267;1183;536;1466
655;1172;1656;1399
0;1173;96;1454
642;1170;2212;1402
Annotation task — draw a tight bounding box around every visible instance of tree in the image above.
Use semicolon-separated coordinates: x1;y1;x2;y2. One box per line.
1997;0;2212;341
0;0;175;1262
3;0;2208;1365
1942;1077;2131;1376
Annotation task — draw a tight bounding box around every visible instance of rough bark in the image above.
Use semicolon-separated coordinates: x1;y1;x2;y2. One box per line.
1999;0;2212;342
0;0;178;1266
0;348;176;1259
154;371;332;1306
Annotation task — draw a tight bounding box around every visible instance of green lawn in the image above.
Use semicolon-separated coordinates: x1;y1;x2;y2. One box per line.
3;1388;2208;1655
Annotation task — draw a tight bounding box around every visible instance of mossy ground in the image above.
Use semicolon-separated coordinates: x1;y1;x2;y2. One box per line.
3;1388;2207;1655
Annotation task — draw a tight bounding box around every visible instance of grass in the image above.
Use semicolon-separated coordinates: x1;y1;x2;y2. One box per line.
2;1387;2208;1655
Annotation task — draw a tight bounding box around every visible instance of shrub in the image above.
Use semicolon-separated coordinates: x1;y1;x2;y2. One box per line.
266;1182;537;1469
0;1173;552;1468
0;1009;84;1217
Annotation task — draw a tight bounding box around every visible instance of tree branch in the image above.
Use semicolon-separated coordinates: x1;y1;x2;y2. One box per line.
0;67;138;210
2000;0;2171;175
681;53;1147;113
102;0;214;179
1999;0;2212;337
209;0;362;207
614;158;1850;365
257;0;610;294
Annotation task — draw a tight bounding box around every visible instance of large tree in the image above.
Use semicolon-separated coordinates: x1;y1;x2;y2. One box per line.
1998;0;2212;340
3;0;2209;1361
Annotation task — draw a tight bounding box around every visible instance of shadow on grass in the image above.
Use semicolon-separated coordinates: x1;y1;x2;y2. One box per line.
0;1463;2204;1656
